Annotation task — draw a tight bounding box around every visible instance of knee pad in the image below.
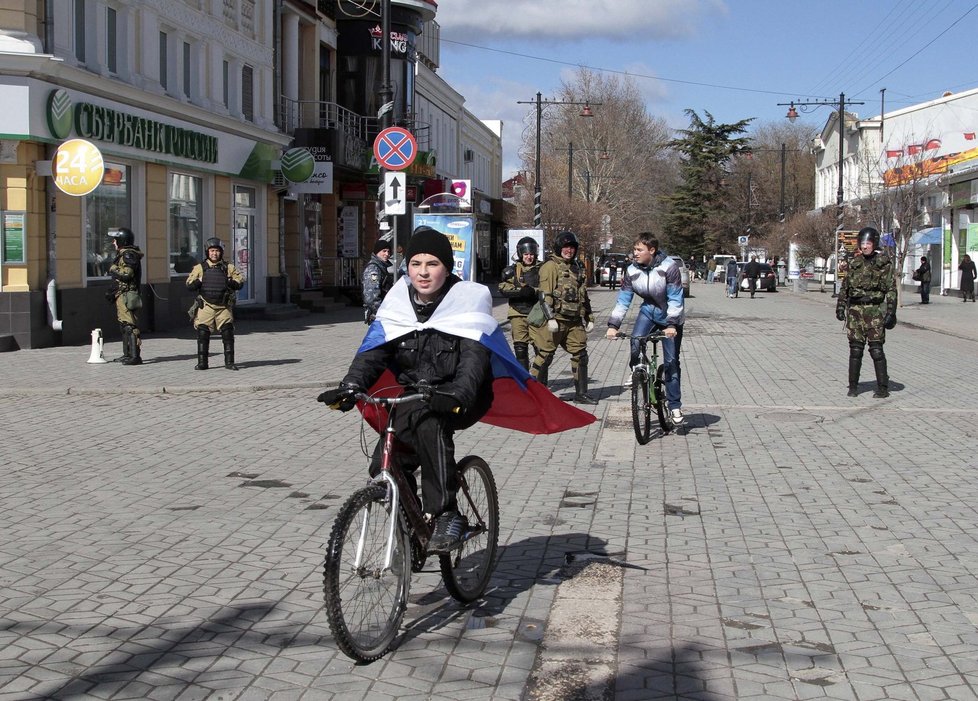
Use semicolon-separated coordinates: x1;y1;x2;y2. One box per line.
868;342;885;360
197;325;211;339
220;324;234;340
848;341;864;358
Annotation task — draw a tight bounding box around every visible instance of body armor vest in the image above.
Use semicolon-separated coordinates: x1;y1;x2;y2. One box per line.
201;262;229;303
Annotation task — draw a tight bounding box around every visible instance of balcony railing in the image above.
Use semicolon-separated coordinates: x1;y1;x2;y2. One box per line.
279;97;376;142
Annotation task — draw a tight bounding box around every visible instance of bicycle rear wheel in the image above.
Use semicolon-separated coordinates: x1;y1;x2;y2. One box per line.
630;368;652;444
654;365;672;433
323;483;411;662
440;456;499;603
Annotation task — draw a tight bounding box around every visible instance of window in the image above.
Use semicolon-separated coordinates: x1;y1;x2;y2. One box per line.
106;7;117;73
241;64;254;121
159;32;168;89
169;172;204;275
183;41;191;98
222;60;229;108
85;163;131;280
74;0;86;62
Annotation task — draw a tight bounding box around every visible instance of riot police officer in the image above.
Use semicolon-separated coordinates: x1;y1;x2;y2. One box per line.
362;238;394;323
498;236;542;370
531;230;597;404
106;228;144;365
836;226;897;398
187;237;244;370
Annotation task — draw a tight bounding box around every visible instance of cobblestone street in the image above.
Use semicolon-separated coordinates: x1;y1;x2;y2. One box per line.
2;283;978;700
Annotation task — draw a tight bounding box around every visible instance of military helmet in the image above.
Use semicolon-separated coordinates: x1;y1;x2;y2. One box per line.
857;226;880;249
516;236;539;258
553;230;579;253
108;228;135;247
205;237;225;252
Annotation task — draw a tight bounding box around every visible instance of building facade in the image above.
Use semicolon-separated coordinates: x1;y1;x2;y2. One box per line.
1;0;289;348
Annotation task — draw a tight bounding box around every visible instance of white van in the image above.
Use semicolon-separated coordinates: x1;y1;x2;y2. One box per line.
713;255;736;282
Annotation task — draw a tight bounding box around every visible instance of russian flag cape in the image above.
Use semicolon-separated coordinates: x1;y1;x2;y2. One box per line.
356;276;595;434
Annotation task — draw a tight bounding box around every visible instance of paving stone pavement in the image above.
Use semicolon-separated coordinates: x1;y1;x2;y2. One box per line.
2;281;978;700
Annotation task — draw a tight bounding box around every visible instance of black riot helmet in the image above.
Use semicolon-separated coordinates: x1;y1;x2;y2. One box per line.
516;236;539;260
108;228;135;247
857;226;880;251
205;237;225;253
553;230;579;256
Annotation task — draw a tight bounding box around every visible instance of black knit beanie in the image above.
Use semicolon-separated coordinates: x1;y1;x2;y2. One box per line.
373;238;392;254
406;226;454;270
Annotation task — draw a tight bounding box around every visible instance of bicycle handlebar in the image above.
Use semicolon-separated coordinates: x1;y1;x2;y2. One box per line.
354;385;461;414
614;331;669;341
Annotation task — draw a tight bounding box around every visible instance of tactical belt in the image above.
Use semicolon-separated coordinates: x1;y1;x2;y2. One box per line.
848;296;882;305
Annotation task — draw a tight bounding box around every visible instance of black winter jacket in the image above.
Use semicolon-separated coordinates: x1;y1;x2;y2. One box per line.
341;276;493;429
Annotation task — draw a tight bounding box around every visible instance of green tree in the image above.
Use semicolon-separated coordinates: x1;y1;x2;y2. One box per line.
662;110;753;257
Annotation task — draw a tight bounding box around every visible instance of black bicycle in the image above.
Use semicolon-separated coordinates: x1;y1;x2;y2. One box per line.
322;389;499;662
614;331;673;443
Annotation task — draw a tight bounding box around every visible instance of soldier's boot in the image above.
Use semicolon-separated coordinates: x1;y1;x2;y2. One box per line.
513;342;530;371
531;353;552;387
847;341;863;397
113;323;132;362
122;328;142;365
869;342;889;398
195;326;210;370
573;352;598;405
221;324;239;370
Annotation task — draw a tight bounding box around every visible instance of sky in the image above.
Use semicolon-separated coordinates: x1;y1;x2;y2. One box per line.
433;0;978;179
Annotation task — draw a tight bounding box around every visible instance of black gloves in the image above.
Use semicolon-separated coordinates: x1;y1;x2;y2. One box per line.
429;391;461;415
108;270;121;280
317;384;361;411
227;279;243;291
519;286;537;300
187;278;202;291
884;312;896;329
836;307;846;322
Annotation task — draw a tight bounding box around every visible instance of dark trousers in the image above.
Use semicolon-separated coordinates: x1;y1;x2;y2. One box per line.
369;404;457;516
920;282;930;303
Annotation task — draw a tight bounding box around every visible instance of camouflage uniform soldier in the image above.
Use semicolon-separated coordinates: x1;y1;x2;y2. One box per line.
106;228;144;366
530;230;597;404
836;226;897;398
497;236;542;370
187;237;245;370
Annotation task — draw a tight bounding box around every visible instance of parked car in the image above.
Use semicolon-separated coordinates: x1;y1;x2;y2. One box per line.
739;262;777;292
668;256;691;297
598;253;629;287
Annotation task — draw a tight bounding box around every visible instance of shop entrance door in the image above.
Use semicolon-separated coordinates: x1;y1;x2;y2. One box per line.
233;185;256;302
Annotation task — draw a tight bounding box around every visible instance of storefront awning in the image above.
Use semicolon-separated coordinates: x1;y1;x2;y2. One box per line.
910;227;942;246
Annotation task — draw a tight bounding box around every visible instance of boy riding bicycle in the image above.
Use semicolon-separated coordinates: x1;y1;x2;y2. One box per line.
605;233;687;425
319;227;491;552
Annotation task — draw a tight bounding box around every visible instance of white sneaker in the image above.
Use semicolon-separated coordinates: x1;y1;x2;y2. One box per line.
670;408;685;425
623;376;632;387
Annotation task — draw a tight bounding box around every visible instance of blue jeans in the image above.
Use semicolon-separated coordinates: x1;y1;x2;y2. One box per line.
631;306;683;410
727;275;737;296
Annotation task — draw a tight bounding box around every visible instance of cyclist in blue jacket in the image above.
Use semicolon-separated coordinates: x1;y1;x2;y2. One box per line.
605;233;686;425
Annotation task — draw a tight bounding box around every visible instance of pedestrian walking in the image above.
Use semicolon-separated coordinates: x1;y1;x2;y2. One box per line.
362;239;394;323
106;227;144;365
959;254;977;302
725;258;739;298
836;227;897;398
186;238;244;370
745;256;761;298
498;237;542;371
706;258;717;284
530;230;597;404
913;255;931;304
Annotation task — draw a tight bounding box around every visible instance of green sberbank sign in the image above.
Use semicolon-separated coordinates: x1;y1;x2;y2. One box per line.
46;89;218;164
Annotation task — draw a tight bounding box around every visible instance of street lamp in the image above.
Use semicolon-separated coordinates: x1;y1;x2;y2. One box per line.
517;93;601;227
780;92;864;296
779;92;864;220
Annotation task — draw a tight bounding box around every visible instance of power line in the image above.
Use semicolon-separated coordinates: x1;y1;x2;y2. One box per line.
439;37;829;100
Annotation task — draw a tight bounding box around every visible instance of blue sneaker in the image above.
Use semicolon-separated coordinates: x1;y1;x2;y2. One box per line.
428;511;467;553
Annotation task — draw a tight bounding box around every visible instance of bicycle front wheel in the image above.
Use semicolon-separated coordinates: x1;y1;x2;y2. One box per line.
631;368;652;444
323;483;411;662
440;456;499;603
654;365;672;434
